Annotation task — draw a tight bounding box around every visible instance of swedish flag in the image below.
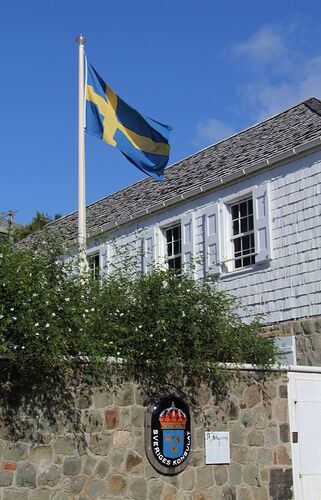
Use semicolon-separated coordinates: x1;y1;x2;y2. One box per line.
86;64;172;181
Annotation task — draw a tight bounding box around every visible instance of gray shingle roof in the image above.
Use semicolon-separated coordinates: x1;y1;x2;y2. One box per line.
22;97;321;246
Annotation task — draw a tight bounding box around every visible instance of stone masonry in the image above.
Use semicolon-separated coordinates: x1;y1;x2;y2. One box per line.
0;373;292;499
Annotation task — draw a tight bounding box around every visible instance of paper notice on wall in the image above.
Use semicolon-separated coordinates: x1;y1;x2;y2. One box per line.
205;431;230;464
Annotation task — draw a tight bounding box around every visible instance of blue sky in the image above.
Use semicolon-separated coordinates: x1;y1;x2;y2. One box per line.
1;0;321;224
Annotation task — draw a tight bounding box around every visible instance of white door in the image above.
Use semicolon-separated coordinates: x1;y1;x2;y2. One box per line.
288;372;321;500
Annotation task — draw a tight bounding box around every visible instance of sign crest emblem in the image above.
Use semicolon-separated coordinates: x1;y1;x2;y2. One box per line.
145;396;192;475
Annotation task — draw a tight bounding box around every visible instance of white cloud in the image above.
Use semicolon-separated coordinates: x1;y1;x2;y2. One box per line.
234;26;289;68
193;118;236;147
234;25;321;121
193;24;321;145
241;55;321;120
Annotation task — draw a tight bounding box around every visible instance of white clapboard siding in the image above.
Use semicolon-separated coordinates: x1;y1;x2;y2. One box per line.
181;213;194;273
253;183;272;263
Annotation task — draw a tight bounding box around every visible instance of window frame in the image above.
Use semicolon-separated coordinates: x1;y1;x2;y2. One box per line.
164;223;182;272
87;248;101;279
230;197;256;270
220;188;257;273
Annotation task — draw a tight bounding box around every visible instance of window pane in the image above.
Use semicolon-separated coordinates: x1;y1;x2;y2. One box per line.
234;238;241;253
166;229;172;243
231;204;238;220
235;258;242;268
233;220;239;235
243;256;251;267
243;234;250;252
240;202;247;217
249;214;254;231
173;226;180;240
174;240;180;255
174;257;181;269
241;217;248;233
167;243;173;257
248;199;253;213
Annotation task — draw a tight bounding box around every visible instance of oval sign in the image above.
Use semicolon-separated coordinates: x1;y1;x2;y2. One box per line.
145;396;192;475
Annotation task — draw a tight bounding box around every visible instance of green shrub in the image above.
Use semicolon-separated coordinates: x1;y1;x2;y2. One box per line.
0;240;277;393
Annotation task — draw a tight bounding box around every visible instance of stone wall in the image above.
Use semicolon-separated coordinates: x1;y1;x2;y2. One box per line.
0;372;292;500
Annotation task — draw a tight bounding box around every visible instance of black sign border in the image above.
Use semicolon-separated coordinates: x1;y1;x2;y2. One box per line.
145;395;193;476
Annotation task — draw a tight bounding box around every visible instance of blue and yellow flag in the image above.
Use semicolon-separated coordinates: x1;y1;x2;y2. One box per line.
85;64;172;181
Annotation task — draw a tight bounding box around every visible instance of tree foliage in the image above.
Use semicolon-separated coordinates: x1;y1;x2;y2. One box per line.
12;211;61;242
0;239;277;395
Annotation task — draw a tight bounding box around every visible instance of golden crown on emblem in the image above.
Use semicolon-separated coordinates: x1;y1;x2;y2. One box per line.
159;401;187;430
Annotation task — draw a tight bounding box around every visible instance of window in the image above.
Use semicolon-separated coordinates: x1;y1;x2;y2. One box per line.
220;183;272;274
230;198;255;268
165;225;182;271
88;253;100;279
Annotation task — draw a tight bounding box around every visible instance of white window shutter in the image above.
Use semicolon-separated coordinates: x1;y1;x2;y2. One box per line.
142;226;157;273
204;204;221;276
100;243;109;277
253;183;272;263
181;213;194;273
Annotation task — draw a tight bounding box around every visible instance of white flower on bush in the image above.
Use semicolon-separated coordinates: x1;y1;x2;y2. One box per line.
65;297;70;302
12;317;17;321
0;315;3;319
34;322;39;327
52;313;56;317
45;323;50;328
10;307;14;311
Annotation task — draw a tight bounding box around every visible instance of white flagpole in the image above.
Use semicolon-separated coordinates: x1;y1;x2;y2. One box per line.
76;34;87;261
